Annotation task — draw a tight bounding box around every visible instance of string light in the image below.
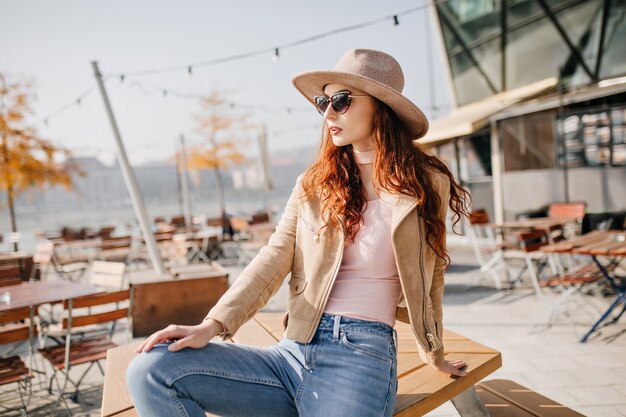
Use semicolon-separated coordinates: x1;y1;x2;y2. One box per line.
106;1;446;79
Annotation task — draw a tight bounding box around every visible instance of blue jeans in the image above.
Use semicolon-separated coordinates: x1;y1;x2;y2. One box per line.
126;313;399;417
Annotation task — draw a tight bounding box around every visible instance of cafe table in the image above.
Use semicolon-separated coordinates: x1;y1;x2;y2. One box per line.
541;230;626;342
0;280;104;312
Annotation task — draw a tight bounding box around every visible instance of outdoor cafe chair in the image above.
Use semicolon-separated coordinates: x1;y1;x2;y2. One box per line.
548;201;587;240
501;230;558;297
0;265;22;287
30;241;89;282
38;289;132;408
38;262;126;347
467;209;514;290
0;306;37;415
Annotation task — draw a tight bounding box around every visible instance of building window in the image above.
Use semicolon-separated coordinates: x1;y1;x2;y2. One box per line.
557;105;626;167
502;112;557;172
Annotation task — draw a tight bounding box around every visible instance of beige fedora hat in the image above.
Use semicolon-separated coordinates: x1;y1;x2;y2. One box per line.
292;48;429;139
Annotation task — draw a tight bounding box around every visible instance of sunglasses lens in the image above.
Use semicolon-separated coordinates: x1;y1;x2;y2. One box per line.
314;96;329;115
331;92;351;114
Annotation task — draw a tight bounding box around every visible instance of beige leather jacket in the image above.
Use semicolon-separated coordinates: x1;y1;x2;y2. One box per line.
206;171;450;366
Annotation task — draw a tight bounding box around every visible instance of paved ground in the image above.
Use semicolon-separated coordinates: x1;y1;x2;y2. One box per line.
2;243;625;416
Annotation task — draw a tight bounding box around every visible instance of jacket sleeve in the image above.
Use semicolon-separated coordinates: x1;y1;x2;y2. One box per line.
420;174;450;367
204;176;301;339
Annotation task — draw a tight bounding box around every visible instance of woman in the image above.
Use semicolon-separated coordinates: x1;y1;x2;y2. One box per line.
127;48;471;417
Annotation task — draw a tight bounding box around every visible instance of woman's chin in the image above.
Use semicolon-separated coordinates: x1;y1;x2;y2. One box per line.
331;136;351;147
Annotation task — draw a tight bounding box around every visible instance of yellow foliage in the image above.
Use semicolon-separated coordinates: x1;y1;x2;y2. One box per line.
0;73;82;200
175;89;253;174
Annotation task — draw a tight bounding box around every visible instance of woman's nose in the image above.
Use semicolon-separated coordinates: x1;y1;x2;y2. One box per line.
323;105;337;121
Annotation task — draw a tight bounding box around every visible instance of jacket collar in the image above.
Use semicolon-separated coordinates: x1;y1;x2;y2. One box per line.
390;192;418;232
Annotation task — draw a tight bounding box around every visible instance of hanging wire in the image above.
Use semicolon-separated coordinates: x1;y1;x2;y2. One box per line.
126;79;311;114
37;1;451;126
106;2;446;79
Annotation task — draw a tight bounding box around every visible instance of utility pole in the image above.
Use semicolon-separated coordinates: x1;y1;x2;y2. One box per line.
91;61;166;275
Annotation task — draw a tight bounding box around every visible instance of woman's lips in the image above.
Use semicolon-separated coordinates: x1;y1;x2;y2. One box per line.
329;127;342;135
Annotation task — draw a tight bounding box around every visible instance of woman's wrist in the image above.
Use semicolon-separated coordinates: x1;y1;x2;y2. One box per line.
201;317;225;335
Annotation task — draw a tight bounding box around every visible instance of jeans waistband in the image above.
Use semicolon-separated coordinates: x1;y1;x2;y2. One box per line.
318;313;398;349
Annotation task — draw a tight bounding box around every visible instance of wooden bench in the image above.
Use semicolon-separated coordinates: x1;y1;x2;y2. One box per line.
101;312;501;416
475;379;584;417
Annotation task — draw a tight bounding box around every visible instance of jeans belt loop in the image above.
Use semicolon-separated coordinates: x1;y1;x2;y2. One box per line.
333;315;340;341
393;328;398;353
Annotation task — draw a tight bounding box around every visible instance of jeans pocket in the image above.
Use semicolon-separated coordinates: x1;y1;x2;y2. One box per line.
340;331;395;363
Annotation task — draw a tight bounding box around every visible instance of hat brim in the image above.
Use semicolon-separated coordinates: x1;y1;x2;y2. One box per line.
292;70;429;139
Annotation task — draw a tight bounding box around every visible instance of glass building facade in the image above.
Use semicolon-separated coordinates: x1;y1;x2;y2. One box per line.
436;0;626;106
432;0;626;219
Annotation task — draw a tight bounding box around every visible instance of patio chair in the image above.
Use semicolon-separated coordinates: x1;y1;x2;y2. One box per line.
0;265;22;287
502;230;555;297
0;306;36;415
39;289;131;405
548;202;587;239
30;241;89;282
467;209;512;290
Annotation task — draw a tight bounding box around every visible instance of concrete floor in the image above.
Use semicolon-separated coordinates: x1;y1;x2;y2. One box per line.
2;243;625;416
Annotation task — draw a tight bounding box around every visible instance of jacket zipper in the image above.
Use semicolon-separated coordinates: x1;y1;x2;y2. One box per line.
391;203;432;353
300;216;321;244
417;207;438;351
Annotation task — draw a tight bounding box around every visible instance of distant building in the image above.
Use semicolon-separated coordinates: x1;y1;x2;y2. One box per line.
425;0;626;223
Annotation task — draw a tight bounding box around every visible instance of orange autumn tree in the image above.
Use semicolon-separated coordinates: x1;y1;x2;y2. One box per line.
177;90;251;222
0;73;81;250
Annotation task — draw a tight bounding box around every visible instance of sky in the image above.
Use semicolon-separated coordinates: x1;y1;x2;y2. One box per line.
0;0;453;166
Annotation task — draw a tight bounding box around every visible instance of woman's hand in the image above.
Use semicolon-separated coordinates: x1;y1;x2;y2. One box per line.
432;359;468;377
135;319;224;353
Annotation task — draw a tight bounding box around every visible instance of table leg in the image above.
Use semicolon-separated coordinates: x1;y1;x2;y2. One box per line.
580;256;626;343
450;386;491;417
580;292;626;343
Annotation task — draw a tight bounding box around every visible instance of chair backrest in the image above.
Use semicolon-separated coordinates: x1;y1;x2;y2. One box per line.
469;208;491;225
518;230;548;252
548;202;586;220
0;266;21;287
230;217;250;233
33;241;55;264
0;307;34;346
62;290;130;331
90;261;126;289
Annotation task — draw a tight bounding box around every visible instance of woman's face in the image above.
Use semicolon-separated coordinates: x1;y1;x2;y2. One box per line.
322;83;376;152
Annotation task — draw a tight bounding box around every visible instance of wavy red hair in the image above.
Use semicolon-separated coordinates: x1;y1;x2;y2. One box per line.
301;99;471;265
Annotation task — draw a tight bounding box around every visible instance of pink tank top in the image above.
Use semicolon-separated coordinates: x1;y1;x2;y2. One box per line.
323;197;402;327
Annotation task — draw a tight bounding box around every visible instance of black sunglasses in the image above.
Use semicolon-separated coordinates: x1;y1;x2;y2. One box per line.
313;91;369;115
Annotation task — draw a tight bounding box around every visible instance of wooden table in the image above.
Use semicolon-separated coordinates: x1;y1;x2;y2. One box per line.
101;313;501;417
542;230;626;342
0;280;103;311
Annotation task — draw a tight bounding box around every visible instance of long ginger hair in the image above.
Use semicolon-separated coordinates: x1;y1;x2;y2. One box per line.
301;99;471;265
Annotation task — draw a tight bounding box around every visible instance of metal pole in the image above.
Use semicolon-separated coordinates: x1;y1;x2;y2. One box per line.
258;125;273;214
91;61;166;275
491;121;505;224
179;134;193;234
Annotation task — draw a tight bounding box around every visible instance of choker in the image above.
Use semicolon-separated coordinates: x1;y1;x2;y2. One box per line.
353;149;375;164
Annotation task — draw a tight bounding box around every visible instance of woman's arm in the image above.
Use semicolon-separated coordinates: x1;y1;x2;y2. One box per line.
428;174;467;376
203;176;301;339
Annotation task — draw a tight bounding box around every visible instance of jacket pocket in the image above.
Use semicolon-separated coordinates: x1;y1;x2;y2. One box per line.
288;275;307;295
